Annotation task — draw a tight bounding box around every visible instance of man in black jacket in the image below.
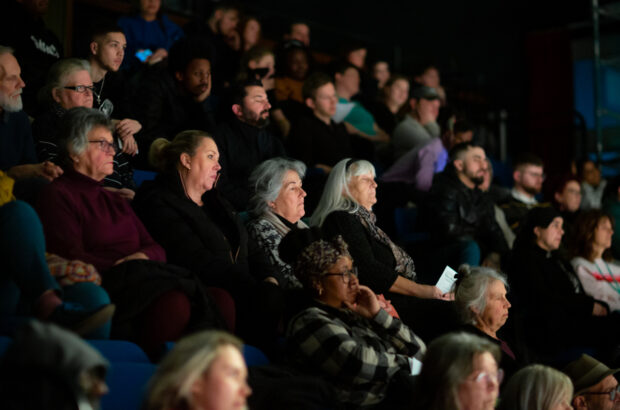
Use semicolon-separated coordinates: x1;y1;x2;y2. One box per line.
132;37;215;167
213;79;286;211
424;142;508;271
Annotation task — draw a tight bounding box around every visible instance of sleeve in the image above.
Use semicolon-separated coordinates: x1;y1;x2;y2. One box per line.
371;309;426;358
414;143;438;191
287;308;412;385
428;186;473;241
322;212;399;294
246;220;286;283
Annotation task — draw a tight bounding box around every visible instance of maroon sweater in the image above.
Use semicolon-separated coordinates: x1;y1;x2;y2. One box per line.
37;169;165;272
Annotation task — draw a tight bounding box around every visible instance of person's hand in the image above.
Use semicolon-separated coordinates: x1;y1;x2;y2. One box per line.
104;187;135;201
39;161;63;180
593;302;609;316
314;164;332;174
420;284;452;300
345;285;381;319
376;294;397;316
264;276;279;286
114;252;149;265
147;48;168;65
194;76;212;103
116;119;142;139
119;134;138;156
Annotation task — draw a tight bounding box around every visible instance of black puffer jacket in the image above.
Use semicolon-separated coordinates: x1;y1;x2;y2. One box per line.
423;166;508;255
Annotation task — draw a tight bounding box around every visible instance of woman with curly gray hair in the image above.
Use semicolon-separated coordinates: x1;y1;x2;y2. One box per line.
247;157;308;289
454;264;520;379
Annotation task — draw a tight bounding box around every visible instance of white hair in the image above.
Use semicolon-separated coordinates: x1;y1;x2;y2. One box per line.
310;158;376;227
248;157;306;217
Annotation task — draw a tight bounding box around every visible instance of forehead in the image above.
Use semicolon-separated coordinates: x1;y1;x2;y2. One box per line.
316;82;335;95
0;53;20;76
520;164;543;173
198;137;218;152
465;147;485;159
487;279;506;294
187;58;211;70
222;9;239;19
244;85;266;99
472;351;497;371
282;169;301;182
102;32;126;43
65;69;92;84
292;23;309;33
89;125;113;141
545;217;563;228
328;256;352;272
344;67;359;77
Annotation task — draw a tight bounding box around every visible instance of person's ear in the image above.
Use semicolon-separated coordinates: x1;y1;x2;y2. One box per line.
232;104;243;118
175;71;184;82
533;226;542;239
554;191;562;204
305;97;315;110
572;395;586;409
52;88;62;104
248;60;257;70
180;153;191;170
454;159;464;172
89;41;98;56
409;98;417;110
513;169;521;183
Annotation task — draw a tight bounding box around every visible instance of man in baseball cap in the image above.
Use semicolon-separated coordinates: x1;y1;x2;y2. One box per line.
563;354;620;409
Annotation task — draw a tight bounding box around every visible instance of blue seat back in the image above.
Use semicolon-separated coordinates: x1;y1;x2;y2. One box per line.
88;340;150;363
101;362;156;410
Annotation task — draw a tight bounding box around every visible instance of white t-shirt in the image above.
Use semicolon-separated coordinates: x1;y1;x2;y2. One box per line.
571;257;620;312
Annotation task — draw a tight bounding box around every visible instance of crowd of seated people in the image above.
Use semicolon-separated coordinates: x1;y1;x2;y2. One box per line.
2;1;620;408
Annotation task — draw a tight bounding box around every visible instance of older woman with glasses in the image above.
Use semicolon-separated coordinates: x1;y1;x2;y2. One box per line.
37;107;224;355
412;332;502;410
454;265;520;380
32;58;135;199
281;227;425;409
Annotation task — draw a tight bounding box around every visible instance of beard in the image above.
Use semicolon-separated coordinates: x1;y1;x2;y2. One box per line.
470;176;484;187
242;108;270;128
0;91;23;112
522;184;541;196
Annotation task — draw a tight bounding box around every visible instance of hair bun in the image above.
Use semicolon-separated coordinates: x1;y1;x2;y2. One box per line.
278;227;324;265
454;264;472;289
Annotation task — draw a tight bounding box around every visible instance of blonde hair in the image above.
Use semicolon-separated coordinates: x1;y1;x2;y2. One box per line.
149;130;213;172
142;330;243;410
497;364;573;410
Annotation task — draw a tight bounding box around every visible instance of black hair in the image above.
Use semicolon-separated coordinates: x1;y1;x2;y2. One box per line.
449;142;481;162
331;61;358;78
230;78;264;106
278;227;324;265
167;37;212;75
88;20;124;43
513;152;544;170
302;72;332;101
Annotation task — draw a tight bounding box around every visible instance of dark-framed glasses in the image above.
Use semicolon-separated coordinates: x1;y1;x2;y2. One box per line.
89;140;117;154
324;267;358;284
63;85;95;94
583;385;620;402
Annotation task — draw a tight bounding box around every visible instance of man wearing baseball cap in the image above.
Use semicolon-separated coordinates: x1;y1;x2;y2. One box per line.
563;354;620;409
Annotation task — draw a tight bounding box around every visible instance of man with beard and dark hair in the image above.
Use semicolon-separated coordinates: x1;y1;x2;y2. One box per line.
132;37;215;167
500;153;545;233
423;142;508;272
213;79;285;211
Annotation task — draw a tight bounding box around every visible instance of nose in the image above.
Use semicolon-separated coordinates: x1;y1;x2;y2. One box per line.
264;100;272;110
214;161;221;171
17;76;25;89
242;381;252;398
300;188;307;197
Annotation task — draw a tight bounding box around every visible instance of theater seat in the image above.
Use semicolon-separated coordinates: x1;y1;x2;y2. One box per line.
88;340;150;363
101;362;156;410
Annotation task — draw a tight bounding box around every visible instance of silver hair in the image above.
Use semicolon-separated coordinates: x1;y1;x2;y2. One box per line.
413;332;501;410
143;330;244;410
310;158;376;227
248;157;306;217
454;265;509;325
497;364;573;410
58;107;112;166
0;45;14;58
41;58;91;104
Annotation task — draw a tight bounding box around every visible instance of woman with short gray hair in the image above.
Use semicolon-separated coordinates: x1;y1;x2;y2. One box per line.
455;264;520;379
497;364;573;410
247;157;308;289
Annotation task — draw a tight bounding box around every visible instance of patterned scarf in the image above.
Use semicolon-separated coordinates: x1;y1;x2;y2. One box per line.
354;206;416;280
293;235;351;284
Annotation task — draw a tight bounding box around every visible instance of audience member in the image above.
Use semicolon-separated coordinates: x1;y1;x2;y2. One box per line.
0;0;62;114
212;79;285;211
240;16;261;52
274;42;310;104
549;174;582;244
36;108;224;353
481;158;516;249
0;321;110;410
570;210;620;312
508;206;620;365
411;332;502;410
497;364;573;410
311;158;458;342
500;152;545;231
344;43;378;104
239;45;275;92
247;158;308;290
368;74;410;136
117;0;184;69
143;330;251;410
33;58;135;198
134;130;283;350
579;159;607;210
332;62;389;143
603;175;620;260
281;228;425;409
425;143;508;269
391;84;441;161
413;64;446;105
0;46;63;202
284;22;310;47
563;354;620;410
454;265;519;379
184;3;240;91
132;37;215;165
287;72;353;174
372;60;391;90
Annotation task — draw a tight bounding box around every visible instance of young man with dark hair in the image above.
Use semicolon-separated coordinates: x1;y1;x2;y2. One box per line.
284;22;310;46
500;152;546;231
213;79;285;211
132;37;215;165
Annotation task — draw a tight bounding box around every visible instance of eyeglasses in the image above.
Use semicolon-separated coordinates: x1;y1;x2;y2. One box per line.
583;385;620;402
89;140;117;154
473;369;504;386
324;267;358;284
63;85;95;94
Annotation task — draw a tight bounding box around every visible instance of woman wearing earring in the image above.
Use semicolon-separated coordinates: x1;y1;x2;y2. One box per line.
133;130;284;349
